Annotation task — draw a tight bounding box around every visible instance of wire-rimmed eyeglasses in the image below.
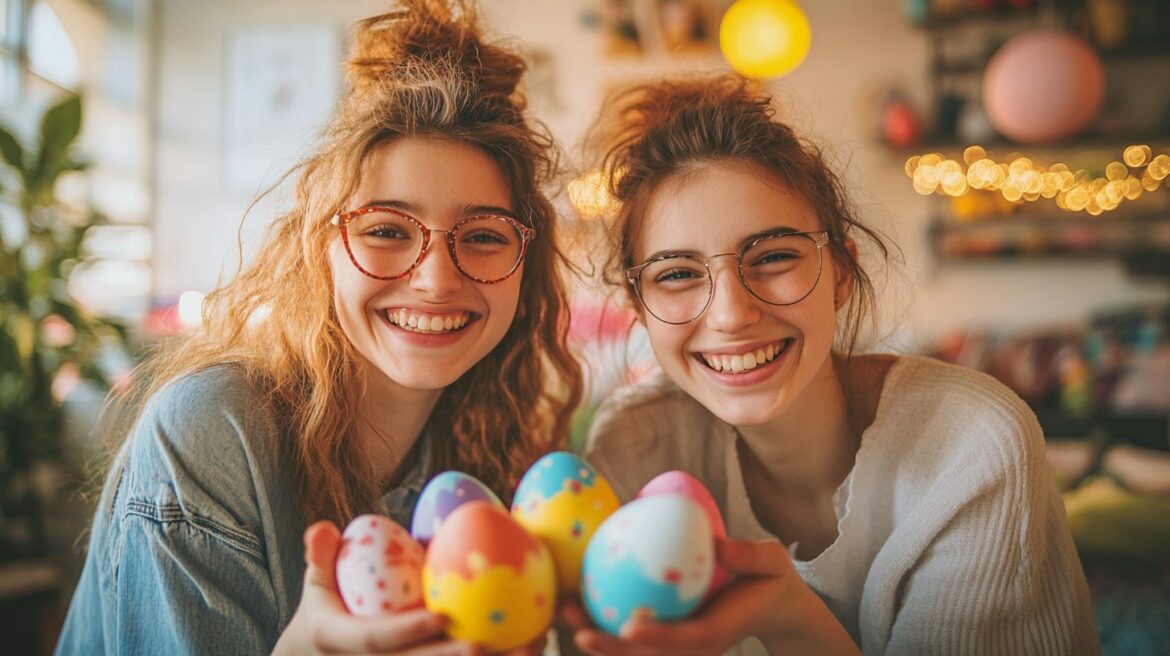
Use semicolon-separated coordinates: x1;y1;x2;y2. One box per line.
625;230;830;325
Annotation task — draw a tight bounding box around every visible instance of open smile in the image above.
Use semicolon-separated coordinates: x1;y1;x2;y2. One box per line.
382;308;478;335
693;338;794;374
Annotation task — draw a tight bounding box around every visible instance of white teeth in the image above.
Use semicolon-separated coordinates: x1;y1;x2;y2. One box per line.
700;341;786;374
388;310;470;334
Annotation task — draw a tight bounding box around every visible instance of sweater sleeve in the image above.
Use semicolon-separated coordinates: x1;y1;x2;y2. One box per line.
882;387;1099;656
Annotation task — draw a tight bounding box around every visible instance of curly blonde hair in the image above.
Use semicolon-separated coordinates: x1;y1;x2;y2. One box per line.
112;0;582;524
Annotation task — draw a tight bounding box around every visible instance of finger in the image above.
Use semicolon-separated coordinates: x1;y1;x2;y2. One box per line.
714;538;790;578
575;628;664;656
618;575;780;651
385;639;484;656
304;520;343;593
557;599;592;631
314;608;449;654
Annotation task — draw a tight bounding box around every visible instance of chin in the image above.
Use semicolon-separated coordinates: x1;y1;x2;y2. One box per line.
379;366;462;392
686;388;780;427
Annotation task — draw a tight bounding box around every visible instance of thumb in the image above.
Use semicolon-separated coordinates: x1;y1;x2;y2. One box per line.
304;520;342;593
714;537;791;578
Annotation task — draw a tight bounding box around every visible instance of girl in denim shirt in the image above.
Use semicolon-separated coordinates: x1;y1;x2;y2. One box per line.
55;1;582;654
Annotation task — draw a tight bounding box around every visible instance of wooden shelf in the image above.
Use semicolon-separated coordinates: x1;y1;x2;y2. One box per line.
928;209;1170;267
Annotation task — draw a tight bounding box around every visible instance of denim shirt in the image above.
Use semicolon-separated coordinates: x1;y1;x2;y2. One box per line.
55;366;432;655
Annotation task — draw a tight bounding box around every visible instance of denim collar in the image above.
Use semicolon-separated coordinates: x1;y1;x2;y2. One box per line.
379;429;433;527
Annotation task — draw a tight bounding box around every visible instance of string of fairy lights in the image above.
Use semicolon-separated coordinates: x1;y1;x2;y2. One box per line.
906;145;1170;215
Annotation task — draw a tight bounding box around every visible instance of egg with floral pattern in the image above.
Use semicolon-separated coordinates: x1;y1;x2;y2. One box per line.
581;495;714;635
511;451;621;594
336;514;425;616
423;501;556;651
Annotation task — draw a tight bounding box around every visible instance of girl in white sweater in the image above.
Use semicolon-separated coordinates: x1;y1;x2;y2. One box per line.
566;75;1098;655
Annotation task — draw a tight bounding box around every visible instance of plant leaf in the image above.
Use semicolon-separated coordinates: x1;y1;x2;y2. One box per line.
0;125;24;171
33;94;83;195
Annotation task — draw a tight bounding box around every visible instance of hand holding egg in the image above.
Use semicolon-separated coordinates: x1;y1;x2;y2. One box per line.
335;514;425;617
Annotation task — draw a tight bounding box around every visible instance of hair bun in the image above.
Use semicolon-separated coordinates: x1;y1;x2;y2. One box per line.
346;0;525;105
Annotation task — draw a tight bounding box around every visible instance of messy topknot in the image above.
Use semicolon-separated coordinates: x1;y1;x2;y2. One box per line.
590;74;890;355
116;0;582;525
344;0;527;118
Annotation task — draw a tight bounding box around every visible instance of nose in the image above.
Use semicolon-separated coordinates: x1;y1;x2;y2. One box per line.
703;256;760;333
409;234;464;298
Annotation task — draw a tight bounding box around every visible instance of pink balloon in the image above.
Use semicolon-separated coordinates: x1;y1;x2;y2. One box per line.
982;30;1105;144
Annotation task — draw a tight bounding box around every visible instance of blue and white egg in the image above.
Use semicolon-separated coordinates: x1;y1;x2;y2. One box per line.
581;495;714;634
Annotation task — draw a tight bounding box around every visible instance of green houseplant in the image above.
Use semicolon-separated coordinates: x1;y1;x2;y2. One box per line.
0;94;129;557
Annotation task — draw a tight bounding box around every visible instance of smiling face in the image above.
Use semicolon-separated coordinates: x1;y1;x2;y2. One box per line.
329;136;522;392
633;161;849;427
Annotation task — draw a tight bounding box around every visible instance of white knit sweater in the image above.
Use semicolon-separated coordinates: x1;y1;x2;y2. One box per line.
584;355;1099;655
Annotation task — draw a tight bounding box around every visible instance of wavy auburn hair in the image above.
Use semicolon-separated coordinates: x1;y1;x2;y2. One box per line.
590;74;890;354
111;0;582;524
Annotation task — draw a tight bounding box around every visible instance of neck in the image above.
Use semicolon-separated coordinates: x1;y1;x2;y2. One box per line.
736;353;862;498
355;360;443;487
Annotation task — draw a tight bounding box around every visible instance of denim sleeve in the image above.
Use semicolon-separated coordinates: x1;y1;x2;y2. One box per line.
56;367;296;656
114;503;279;655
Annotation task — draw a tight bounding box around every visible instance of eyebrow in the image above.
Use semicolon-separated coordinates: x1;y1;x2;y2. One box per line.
642;226;801;262
360;199;516;218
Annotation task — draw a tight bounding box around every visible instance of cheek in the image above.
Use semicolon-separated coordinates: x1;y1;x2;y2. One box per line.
645;324;691;365
486;278;523;330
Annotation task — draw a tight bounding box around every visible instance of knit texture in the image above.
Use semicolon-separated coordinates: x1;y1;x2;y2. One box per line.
585;355;1099;655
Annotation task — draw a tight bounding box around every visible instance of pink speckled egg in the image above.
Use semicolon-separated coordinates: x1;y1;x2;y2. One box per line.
336;514;425;617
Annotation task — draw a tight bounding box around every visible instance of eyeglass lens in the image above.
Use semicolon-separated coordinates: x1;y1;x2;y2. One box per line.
343;211;525;281
635;233;824;323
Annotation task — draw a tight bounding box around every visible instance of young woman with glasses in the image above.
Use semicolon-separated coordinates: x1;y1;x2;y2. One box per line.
56;2;580;654
567;75;1097;655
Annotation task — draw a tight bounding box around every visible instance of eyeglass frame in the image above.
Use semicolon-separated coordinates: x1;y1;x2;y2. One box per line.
624;230;831;325
330;206;536;284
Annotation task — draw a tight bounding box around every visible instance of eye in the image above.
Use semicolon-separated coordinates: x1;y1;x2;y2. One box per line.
364;224;411;240
462;229;511;245
750;249;800;266
653;267;703;283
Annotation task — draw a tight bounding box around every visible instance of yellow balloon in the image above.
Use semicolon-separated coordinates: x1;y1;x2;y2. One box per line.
719;0;811;79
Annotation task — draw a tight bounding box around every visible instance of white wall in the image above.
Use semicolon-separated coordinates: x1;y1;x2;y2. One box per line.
152;0;1170;345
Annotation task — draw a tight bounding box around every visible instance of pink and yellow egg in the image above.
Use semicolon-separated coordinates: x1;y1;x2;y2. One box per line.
423;501;556;652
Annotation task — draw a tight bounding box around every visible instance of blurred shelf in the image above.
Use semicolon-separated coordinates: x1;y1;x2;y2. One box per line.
1035;406;1170;451
928;210;1170;271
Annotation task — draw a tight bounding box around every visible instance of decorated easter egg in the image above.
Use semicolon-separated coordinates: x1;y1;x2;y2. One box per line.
581;495;714;635
637;470;731;599
336;514;425;617
411;470;503;545
423;501;557;651
511;451;621;594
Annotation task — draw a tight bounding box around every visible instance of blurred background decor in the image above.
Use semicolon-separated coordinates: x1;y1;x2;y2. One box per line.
4;0;1169;653
0;93;129;560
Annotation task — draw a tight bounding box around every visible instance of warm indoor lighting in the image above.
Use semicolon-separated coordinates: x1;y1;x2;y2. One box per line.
177;291;206;328
719;0;811;80
567;170;614;220
905;145;1169;214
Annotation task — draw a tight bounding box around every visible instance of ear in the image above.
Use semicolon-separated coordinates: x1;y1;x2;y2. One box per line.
629;295;647;327
833;238;858;312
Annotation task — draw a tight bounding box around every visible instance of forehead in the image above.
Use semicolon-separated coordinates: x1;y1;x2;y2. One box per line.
635;161;819;259
354;136;513;210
